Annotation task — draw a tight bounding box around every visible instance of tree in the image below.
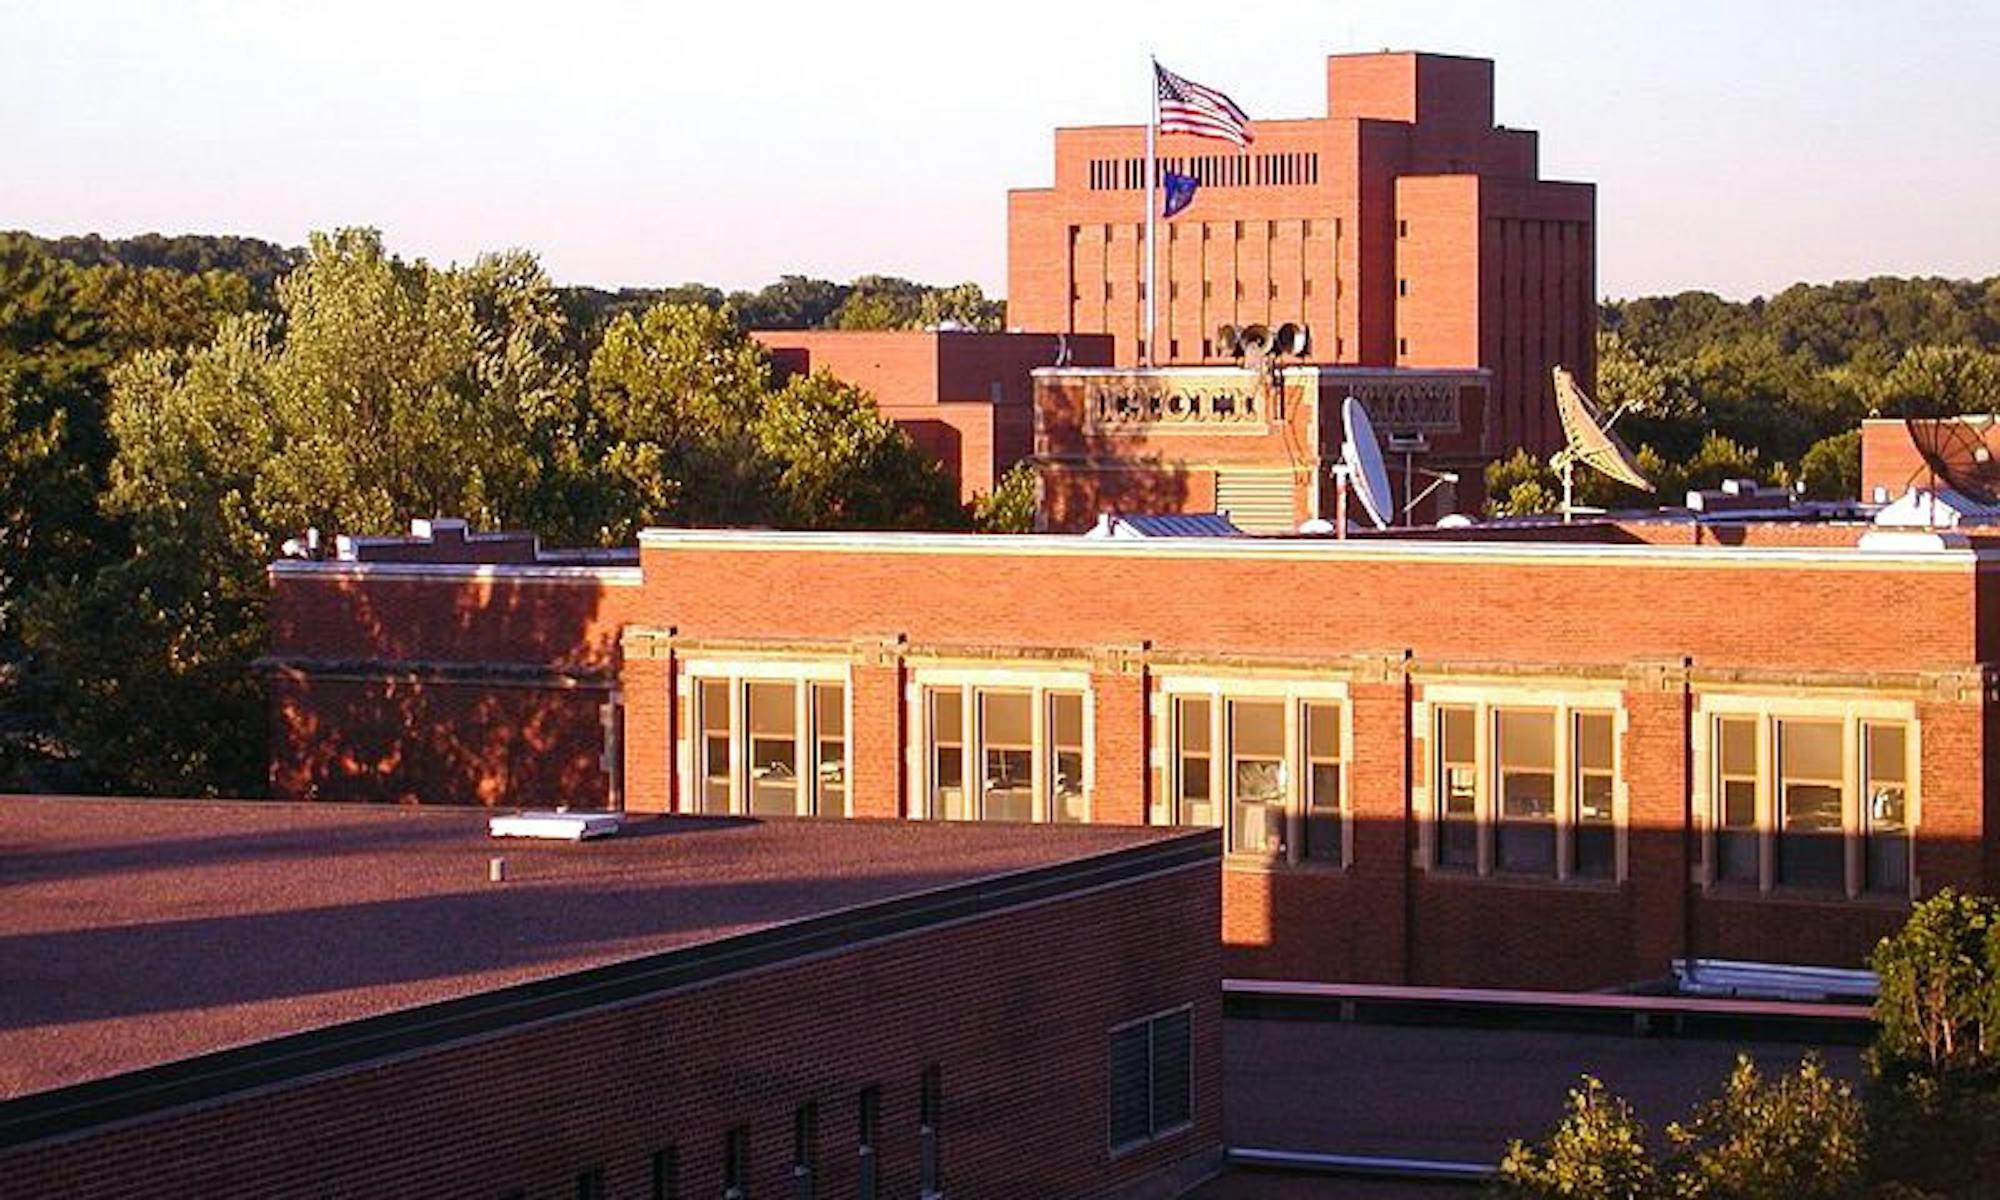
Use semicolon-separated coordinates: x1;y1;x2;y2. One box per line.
1799;430;1863;501
830;275;929;330
754;371;963;529
915;282;1006;331
1664;1055;1865;1200
1485;449;1559;516
1874;345;2000;419
975;462;1040;532
1494;1076;1659;1199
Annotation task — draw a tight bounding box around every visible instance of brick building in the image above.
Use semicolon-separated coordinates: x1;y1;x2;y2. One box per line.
754;330;1113;504
1008;50;1596;461
0;796;1220;1199
268;515;2000;992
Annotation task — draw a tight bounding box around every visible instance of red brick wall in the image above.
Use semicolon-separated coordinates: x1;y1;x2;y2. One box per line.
0;855;1222;1200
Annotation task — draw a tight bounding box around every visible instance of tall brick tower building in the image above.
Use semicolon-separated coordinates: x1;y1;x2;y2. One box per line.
1007;51;1596;456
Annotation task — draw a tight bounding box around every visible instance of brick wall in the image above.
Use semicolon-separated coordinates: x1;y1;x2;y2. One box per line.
0;855;1222;1200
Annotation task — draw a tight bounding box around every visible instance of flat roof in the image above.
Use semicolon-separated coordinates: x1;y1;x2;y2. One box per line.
0;796;1196;1111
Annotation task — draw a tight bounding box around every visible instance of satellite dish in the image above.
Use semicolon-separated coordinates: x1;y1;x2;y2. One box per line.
1904;414;2000;505
1550;365;1653;521
1340;395;1393;529
1215;324;1244;359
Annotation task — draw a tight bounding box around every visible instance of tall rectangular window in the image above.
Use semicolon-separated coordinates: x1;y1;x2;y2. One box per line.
724;1125;751;1200
1050;692;1087;823
1715;716;1759;883
1229;700;1285;855
980;691;1033;821
792;1103;819;1199
857;1086;881;1200
1573;712;1616;878
1778;720;1844;889
576;1166;606;1200
651;1147;680;1200
1865;723;1909;894
919;1065;942;1198
1108;1007;1194;1152
1303;703;1343;863
929;690;966;820
699;679;731;814
1437;707;1478;868
1175;697;1215;826
813;684;845;816
746;681;799;815
1495;711;1557;875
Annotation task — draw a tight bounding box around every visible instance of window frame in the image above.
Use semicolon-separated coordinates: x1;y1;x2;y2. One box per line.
678;659;851;818
1152;675;1351;867
1694;698;1921;900
1106;1003;1196;1157
906;666;1094;823
1417;686;1627;883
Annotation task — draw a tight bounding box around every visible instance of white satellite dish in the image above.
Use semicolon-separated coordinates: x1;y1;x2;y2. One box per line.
1340;396;1393;530
1551;365;1653;522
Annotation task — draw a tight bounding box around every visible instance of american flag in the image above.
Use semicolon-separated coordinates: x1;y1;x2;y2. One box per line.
1155;62;1253;147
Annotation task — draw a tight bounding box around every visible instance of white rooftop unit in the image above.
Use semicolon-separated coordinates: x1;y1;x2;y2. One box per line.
488;811;623;841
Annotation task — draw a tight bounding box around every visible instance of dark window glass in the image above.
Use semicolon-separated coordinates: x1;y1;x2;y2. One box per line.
1437;707;1477;868
1716;716;1759;883
1778;720;1844;889
576;1165;606;1200
651;1147;680;1200
1573;712;1616;878
1865;723;1909;894
1107;1024;1151;1147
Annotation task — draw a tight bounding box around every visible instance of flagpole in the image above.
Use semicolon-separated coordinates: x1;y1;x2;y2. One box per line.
1145;56;1158;368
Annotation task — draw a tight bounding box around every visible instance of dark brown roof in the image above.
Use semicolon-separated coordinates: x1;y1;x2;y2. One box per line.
0;795;1178;1100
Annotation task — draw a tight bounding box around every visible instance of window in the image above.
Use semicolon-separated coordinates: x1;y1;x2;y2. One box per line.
1050;692;1087;823
1398;337;1409;355
1108;1007;1194;1153
1398;219;1409;238
746;681;798;815
981;691;1033;821
1574;712;1617;878
1398;278;1409;297
686;671;848;816
1495;711;1557;874
1160;686;1347;864
1229;700;1286;856
1429;697;1623;880
1436;707;1478;868
1174;697;1215;827
1865;723;1910;894
919;1065;942;1199
1303;703;1343;863
857;1086;881;1200
651;1147;680;1200
576;1167;606;1200
725;1125;751;1200
918;678;1089;822
1778;720;1844;889
793;1103;819;1199
1700;709;1917;898
929;689;967;819
1715;716;1759;884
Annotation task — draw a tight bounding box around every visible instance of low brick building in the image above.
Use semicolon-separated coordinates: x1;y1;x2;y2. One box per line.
268;514;2000;992
0;796;1221;1199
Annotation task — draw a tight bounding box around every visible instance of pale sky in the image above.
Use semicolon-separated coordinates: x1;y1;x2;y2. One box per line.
4;0;1997;302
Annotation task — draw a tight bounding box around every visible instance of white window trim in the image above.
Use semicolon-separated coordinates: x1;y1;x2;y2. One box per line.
905;665;1094;823
1414;685;1628;883
1692;694;1921;900
677;659;852;818
1150;675;1353;866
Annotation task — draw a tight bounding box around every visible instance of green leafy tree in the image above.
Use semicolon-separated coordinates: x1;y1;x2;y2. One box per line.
915;282;1006;331
1799;430;1863;501
1664;1055;1865;1200
754;371;963;529
975;462;1040;532
729;275;849;330
1494;1076;1659;1199
1873;345;2000;418
1485;449;1560;516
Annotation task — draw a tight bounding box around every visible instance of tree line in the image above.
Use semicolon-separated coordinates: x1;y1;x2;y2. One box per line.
1488;276;2000;514
0;228;997;797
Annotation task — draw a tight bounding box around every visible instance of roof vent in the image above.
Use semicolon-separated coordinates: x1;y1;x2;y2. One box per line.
489;811;622;841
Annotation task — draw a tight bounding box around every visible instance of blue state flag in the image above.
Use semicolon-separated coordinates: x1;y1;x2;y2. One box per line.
1162;170;1199;219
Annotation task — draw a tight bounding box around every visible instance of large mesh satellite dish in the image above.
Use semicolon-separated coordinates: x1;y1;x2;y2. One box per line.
1905;414;2000;505
1551;365;1652;520
1340;396;1393;530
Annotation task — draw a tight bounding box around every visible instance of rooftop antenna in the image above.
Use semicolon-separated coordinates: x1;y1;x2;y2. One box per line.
1337;395;1394;538
1550;365;1653;523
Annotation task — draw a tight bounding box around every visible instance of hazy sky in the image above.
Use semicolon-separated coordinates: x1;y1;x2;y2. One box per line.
5;0;1996;302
